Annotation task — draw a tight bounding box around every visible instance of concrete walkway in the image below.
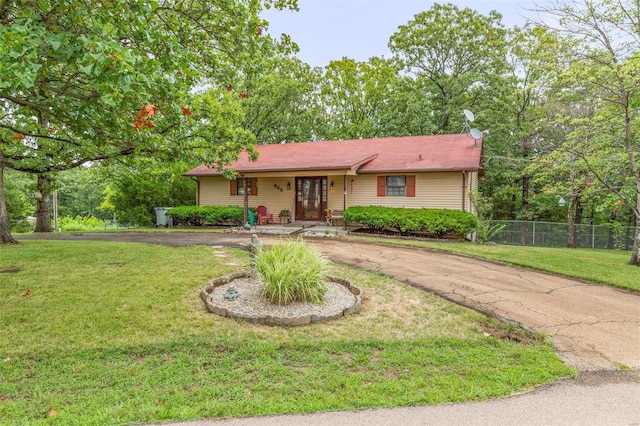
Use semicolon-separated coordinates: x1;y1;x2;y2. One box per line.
19;232;640;424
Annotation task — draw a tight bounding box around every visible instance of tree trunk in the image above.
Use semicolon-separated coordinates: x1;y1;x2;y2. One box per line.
34;173;52;232
630;225;640;266
520;173;530;245
0;163;18;244
629;198;640;265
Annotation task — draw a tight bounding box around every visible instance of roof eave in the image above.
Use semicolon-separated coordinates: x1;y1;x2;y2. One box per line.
357;167;481;174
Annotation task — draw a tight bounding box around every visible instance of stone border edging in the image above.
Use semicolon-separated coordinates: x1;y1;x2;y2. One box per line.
201;272;362;326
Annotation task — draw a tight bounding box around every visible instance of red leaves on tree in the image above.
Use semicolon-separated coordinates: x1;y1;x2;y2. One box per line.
226;84;233;92
132;103;156;130
48;127;56;133
139;103;157;117
12;133;25;141
256;27;263;36
239;91;249;99
181;107;192;117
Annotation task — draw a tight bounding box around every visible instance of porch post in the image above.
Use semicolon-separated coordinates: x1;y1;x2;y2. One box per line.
243;176;249;226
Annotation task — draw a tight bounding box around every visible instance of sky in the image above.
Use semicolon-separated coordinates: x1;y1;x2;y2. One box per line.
262;0;550;67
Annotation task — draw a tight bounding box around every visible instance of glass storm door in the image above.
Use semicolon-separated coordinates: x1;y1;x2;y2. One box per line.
295;177;326;221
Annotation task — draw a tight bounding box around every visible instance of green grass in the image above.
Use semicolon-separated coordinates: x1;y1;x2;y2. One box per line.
0;241;573;425
348;236;640;292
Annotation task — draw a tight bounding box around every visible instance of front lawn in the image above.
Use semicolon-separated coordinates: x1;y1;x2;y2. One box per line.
0;241;573;425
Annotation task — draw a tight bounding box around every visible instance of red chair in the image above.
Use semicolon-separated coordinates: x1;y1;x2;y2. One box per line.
256;205;274;225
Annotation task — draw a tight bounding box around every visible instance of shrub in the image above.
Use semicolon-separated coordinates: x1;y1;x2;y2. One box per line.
166;206;255;226
59;216;106;232
343;206;477;236
255;240;329;305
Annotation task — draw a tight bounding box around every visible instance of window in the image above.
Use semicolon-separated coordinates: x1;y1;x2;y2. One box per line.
386;176;406;196
230;178;258;196
237;178;251;195
377;175;415;197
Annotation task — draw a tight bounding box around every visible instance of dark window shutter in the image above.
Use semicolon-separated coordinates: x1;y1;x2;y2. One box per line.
406;175;416;197
251;178;258;196
377;176;386;197
230;179;237;196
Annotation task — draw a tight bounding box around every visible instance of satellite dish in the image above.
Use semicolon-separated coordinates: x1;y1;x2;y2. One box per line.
463;109;475;122
470;128;483;140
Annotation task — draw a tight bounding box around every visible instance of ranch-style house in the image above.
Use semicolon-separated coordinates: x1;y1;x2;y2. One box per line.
184;134;483;223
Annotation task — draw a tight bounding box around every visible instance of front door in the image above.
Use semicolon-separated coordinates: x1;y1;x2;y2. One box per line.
295;177;327;221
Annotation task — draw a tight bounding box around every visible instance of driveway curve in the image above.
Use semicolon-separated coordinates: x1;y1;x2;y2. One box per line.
20;231;639;371
309;239;640;372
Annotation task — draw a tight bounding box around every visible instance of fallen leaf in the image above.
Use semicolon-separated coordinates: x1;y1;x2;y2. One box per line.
46;408;59;417
20;289;31;297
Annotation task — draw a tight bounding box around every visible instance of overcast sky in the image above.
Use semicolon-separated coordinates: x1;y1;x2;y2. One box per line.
262;0;550;67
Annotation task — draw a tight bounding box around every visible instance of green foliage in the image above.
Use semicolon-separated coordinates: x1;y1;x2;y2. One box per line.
56;167;109;219
389;3;507;134
59;215;107;232
4;170;34;230
469;190;505;244
167;206;253;227
344;206;477;237
102;161;196;227
242;57;325;143
0;0;297;242
256;240;329;304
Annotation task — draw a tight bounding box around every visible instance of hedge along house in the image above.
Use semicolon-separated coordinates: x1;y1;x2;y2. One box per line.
184;134;483;223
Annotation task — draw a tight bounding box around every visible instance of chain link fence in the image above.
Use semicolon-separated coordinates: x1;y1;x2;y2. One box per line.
490;220;636;250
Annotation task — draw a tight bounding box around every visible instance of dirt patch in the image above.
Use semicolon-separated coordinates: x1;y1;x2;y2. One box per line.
0;268;19;274
479;320;542;346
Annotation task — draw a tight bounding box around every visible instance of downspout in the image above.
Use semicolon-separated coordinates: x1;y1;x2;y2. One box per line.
190;177;199;206
343;175;347;211
461;171;466;212
242;175;249;226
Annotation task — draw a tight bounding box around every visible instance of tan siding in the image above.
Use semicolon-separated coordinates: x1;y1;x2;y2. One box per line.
346;173;466;210
327;175;346;212
199;176;296;218
198;172;476;217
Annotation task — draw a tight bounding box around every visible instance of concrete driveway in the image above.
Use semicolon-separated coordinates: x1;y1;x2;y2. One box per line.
310;239;640;372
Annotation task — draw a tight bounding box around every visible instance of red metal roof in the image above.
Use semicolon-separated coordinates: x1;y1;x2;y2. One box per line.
185;134;483;176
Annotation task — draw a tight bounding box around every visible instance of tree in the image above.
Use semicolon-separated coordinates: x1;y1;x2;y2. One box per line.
501;25;569;243
0;0;296;243
241;57;325;144
100;160;196;227
537;0;640;264
389;3;508;134
318;57;401;140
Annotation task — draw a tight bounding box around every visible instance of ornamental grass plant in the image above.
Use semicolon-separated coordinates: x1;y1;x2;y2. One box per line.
255;239;329;304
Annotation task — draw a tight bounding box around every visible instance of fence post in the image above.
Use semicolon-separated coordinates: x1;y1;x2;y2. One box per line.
532;221;536;246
